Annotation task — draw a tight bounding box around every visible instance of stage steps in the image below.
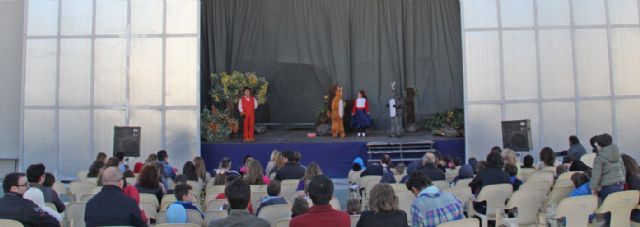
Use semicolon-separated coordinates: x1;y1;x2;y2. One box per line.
366;140;436;164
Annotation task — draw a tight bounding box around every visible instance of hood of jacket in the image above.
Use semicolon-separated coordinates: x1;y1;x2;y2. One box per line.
599;144;621;162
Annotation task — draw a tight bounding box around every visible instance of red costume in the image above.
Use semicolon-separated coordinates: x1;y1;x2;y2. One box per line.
239;96;258;142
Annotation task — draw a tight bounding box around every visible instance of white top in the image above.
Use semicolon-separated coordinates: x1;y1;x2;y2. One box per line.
338;99;344;118
237;97;258;113
23;187;63;221
389;98;396;117
355;98;367;108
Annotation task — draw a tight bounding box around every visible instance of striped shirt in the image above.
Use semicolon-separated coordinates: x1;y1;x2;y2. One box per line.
411;186;464;227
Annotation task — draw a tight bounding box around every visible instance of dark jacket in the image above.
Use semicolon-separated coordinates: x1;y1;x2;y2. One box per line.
568;143;587;161
469;167;510;194
406;160;424;175
356;210;408;227
32;184;65;213
569;159;592;172
627;174;640;190
275;163;305;181
418;163;446;181
0;193;60;227
85;185;147;227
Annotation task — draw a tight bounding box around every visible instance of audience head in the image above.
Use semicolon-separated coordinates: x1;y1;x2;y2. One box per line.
137;165;160;189
26;163;46;184
502;148;518;166
282;151;296;163
395;163;406;175
182;161;198;181
88;160;105;177
244;159;265;185
346;199;361;215
569;135;580;145
352;162;362;171
589;135;599;153
274;152;285;169
145;153;157;164
381;154;391;166
291;197;310;218
102;166;124;187
486;151;504;168
424;152;437;165
3;172;28;194
115;152;125;162
369;183;399;214
523;155;534;168
571;172;590;188
219;157;232;170
491;146;502;154
595;133;613;148
225;178;251;209
174;183;193;202
556;165;568;176
504;164;517;177
304;162;323;181
453;157;462;167
293;152;302;163
243;154;253;165
405;171;431;194
43;172;55;187
157;150;169;162
267;180;281;196
174;174;188;185
622;154;640;178
540;147;556;167
106;157;120;167
152;161;166;177
270;150;280;161
96;152;108;163
193;157;207;180
476;161;487;172
307;175;334;205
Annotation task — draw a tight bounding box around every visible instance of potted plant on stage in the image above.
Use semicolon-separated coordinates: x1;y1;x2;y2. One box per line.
201;71;269;142
424;108;464;137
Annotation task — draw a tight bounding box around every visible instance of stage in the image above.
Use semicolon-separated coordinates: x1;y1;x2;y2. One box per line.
201;129;465;178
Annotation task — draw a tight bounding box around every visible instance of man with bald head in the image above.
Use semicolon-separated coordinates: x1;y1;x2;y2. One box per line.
417;152;446;182
85;166;146;227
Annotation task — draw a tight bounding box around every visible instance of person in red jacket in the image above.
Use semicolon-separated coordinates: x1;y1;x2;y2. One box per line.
290;175;350;227
238;87;258;142
351;90;372;137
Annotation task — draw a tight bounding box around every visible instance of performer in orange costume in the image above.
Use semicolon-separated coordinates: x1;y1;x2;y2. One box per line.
238;87;258;142
331;86;346;138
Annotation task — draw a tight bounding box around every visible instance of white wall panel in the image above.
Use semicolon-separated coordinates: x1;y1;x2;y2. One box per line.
166;110;198;168
578;100;612;142
131;0;163;34
166;0;198;34
466;104;502;160
95;0;127;35
166;37;198;106
94;38;127;106
60;0;92;35
608;0;639;25
23;109;57;172
616;99;640;160
574;29;610;97
539;30;575;99
500;0;534;27
462;0;498;28
465;31;501;101
611;28;640;96
58;110;91;179
130;110;163;160
59;39;91;106
542;102;576;154
537;0;571;26
502;31;537;100
27;0;58;36
572;0;606;25
129;38;163;106
24;39;57;106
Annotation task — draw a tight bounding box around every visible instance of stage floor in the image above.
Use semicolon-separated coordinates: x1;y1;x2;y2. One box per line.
214;129;461;144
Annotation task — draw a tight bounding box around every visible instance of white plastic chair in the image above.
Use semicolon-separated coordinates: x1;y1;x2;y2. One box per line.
0;219;24;227
65;201;87;227
580;153;596;168
554;195;597;226
496;190;546;227
350;214;361;227
274;218;291;227
436;218;479;227
257;204;293;226
432;180;450;189
595;190;640;227
468;183;513;227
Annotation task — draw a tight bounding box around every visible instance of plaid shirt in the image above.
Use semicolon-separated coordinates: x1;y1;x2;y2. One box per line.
411;186;464;227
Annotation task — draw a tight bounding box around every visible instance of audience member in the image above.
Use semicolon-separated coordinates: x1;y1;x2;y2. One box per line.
504;164;522;191
292;197;310;218
96;152;108;164
538;147;557;172
502;149;520;176
122;184;148;224
25;163;65;213
167;184;203;223
174;175;188;186
298;162;323;191
451;162;473;186
622;154;640;223
395;163;406;176
193;157;209;183
590;133;625;200
275;151;306;181
145;153;157;165
468;157;478;174
521;155;534;169
244;159;270;185
469;151;510;195
88;160;105;178
569;172;591;197
556;165;568;176
85;167;146;227
135;165;164;203
356;183;407;227
183;161;199;182
566;156;591;172
348;157;366;185
240;155;254;175
417;152;445;182
157;150;176;179
406;153;426;175
290;175;350;227
256;180;288;215
115;151;127;172
361;154;395;183
215;174;254;214
269;152;286;177
42;172;62;211
213;157;240;178
568;135;587;161
491;146;502;154
405;171;463;227
23;185;62;222
208;179;270;227
0;172;60;227
265;150;280;177
346;199;361;215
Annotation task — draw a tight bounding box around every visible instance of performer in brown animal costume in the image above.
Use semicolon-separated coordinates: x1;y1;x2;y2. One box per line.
331;86;346;138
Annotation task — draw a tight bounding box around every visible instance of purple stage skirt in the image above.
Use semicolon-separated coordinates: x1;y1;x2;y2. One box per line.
351;109;372;128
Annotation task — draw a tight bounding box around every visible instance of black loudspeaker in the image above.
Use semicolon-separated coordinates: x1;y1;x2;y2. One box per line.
501;119;532;152
113;126;141;157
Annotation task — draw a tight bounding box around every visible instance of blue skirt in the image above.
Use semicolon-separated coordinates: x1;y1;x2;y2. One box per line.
351;109;372;129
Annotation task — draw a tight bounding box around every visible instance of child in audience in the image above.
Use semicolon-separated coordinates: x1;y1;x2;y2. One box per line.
521;155;535;169
166;184;203;223
291;197;310;218
569;172;591;197
505;164;522;191
256;180;288;215
346;199;361;215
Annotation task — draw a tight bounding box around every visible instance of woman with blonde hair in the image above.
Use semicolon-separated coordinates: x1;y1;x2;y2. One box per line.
269;152;286;178
356;183;407;227
243;159;270;185
502;148;520;177
265;150;280;176
192;157;208;183
297;162;323;191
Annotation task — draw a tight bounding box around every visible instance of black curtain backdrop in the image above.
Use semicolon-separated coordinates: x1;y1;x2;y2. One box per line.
201;0;462;128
